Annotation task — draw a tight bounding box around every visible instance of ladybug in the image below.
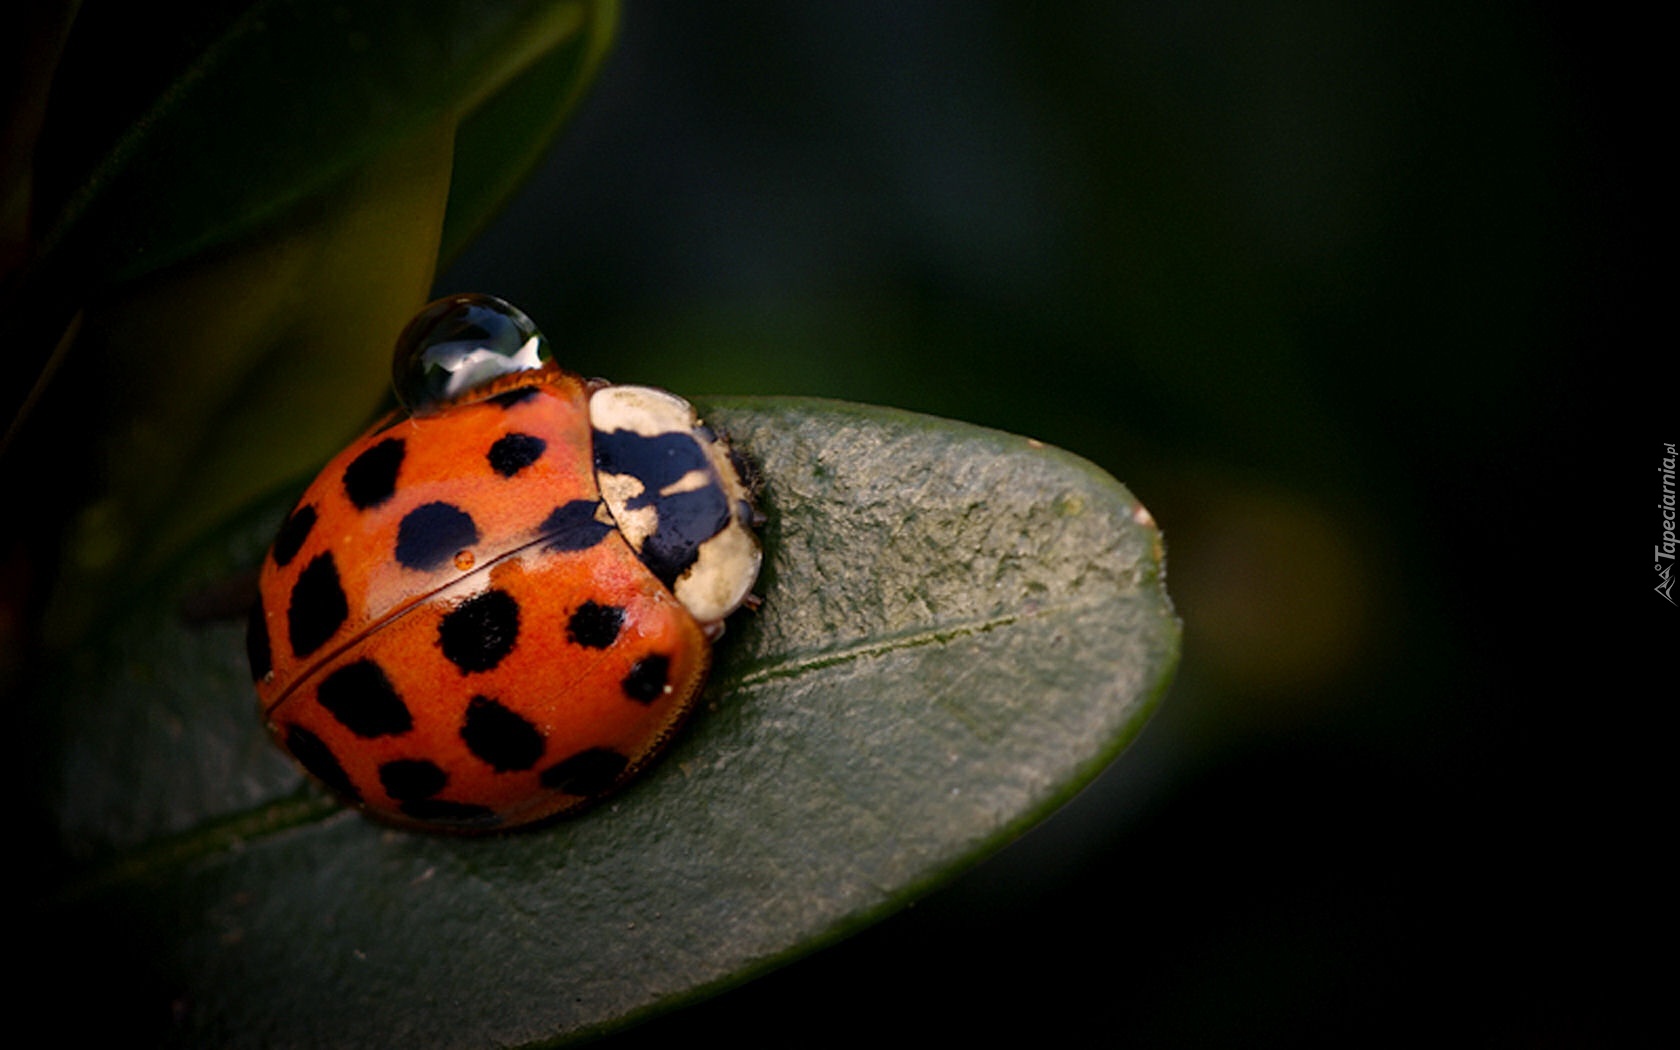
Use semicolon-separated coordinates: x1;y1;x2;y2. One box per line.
246;294;762;831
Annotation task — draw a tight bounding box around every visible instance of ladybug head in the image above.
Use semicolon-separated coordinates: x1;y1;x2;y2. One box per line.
393;294;555;413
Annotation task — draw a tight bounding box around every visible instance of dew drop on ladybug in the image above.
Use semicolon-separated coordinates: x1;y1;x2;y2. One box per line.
248;294;762;832
393;293;554;412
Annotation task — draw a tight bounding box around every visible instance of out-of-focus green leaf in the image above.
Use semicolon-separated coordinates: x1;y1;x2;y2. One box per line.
39;124;455;643
440;4;617;264
29;0;614;293
38;398;1178;1047
9;1;616;641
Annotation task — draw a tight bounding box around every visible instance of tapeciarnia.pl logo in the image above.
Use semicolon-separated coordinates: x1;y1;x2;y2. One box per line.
1659;442;1677;605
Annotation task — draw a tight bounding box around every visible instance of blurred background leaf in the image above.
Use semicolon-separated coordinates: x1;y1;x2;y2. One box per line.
22;0;610;292
2;0;616;642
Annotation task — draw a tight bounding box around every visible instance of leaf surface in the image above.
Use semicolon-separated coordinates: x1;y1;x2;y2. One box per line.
39;398;1178;1047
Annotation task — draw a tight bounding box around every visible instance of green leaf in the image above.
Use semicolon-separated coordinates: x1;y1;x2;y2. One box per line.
35;399;1179;1047
439;4;619;265
29;0;615;292
10;0;615;639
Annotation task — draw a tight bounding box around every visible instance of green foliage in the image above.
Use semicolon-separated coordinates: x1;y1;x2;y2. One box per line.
3;1;616;638
26;0;615;293
42;399;1177;1046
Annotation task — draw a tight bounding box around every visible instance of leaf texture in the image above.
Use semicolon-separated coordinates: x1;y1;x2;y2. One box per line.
37;398;1179;1047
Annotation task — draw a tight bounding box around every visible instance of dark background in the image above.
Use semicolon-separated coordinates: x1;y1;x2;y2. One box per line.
436;2;1649;1045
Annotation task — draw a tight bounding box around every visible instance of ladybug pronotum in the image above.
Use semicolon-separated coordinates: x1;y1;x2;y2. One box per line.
246;294;762;831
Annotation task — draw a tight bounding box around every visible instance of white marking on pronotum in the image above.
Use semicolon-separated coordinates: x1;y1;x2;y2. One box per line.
588;385;695;437
588;385;764;631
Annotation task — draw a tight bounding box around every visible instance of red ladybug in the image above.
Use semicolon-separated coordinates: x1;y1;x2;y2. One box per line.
247;295;762;831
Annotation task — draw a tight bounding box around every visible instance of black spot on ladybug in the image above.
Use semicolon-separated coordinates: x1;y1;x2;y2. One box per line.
285;725;359;802
317;659;412;738
488;386;541;409
271;503;317;567
395;501;480;571
488;432;546;477
637;490;730;588
540;747;630;796
343;437;405;510
537;500;614;551
288;552;349;659
399;798;501;826
566;600;624;649
593;429;697;489
461;695;545;772
379;758;448;800
593;428;730;586
621;654;671;704
438;588;521;673
246;598;272;682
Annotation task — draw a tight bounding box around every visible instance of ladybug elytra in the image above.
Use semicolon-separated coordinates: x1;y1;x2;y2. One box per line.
247;295;762;831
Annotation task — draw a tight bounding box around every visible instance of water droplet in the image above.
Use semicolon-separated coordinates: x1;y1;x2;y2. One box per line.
392;294;552;411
